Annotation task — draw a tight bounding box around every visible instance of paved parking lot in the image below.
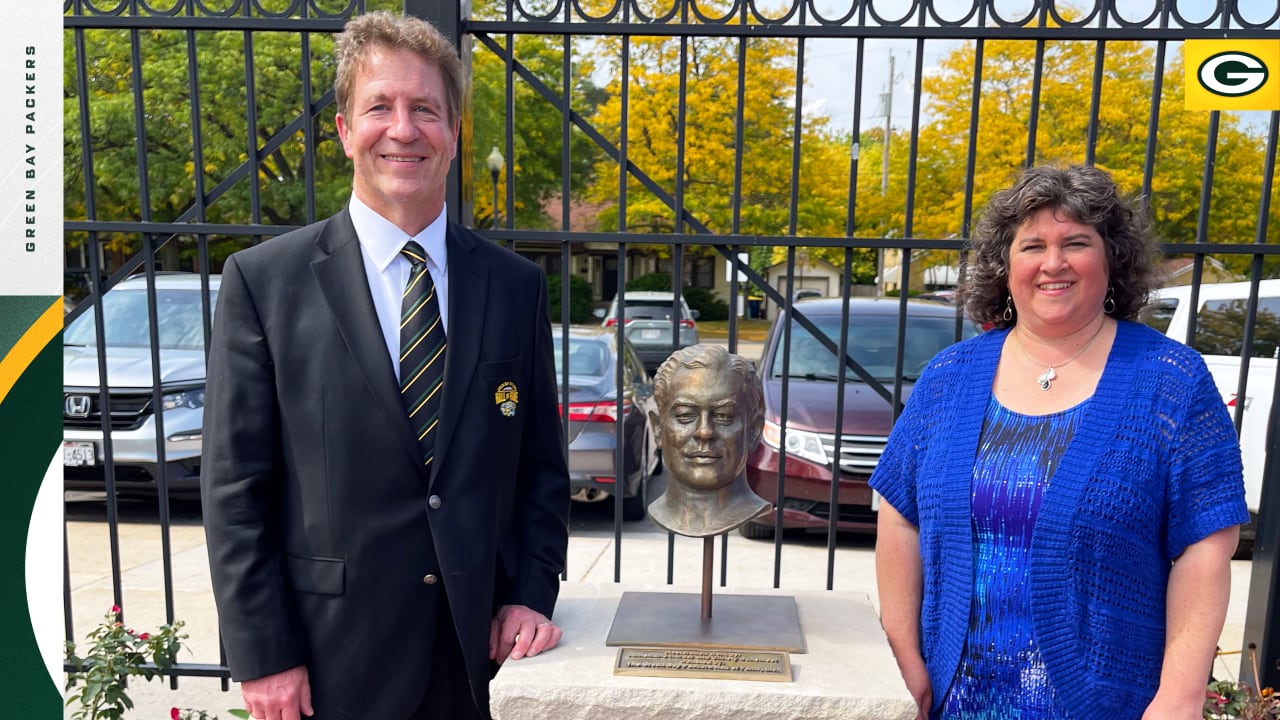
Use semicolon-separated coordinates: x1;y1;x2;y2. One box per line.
64;470;1257;717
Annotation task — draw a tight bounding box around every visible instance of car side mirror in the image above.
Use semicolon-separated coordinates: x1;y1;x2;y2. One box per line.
593;308;606;319
690;309;700;320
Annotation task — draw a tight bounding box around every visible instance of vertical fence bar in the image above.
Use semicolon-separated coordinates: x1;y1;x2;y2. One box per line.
1243;112;1280;690
826;36;867;590
1023;39;1045;167
129;29;182;688
771;247;796;589
1085;38;1105;165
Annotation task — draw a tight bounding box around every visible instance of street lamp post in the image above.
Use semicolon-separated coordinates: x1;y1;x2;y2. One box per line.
486;146;505;230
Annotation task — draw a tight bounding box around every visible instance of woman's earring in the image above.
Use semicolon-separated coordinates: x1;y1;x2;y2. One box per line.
1002;295;1014;322
1104;287;1116;314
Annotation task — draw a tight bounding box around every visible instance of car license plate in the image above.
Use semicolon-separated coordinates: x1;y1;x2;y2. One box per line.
871;490;881;512
63;441;97;467
640;329;661;340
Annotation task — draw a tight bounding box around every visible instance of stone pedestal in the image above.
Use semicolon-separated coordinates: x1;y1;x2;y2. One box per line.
489;582;916;720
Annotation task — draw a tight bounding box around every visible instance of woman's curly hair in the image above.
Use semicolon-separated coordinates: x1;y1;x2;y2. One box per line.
960;164;1160;329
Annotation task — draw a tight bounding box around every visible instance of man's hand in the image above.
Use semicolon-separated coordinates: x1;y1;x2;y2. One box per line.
242;665;313;720
489;604;562;663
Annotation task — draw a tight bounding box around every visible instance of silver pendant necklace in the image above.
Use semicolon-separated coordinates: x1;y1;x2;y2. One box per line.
1015;319;1106;391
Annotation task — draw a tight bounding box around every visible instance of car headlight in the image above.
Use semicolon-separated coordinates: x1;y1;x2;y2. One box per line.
762;420;829;466
161;388;205;411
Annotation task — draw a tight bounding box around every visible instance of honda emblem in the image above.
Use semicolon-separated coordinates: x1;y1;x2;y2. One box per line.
65;395;92;419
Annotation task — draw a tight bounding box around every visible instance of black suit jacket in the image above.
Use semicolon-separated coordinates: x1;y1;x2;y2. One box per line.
201;209;570;719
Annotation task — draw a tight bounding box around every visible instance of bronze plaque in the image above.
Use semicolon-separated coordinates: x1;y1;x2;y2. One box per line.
614;646;792;682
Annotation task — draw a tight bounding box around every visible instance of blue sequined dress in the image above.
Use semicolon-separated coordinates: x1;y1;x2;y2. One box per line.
939;395;1086;720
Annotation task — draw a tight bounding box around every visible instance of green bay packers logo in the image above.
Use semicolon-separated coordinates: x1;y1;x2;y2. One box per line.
1198;51;1269;98
494;381;519;417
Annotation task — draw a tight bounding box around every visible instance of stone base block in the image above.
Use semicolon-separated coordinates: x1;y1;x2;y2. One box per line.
490;582;915;720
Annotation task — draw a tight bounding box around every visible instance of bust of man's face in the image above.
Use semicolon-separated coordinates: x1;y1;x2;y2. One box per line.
657;363;755;492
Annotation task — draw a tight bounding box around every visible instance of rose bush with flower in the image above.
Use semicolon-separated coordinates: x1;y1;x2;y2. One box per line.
1204;680;1279;719
1204;645;1280;720
65;605;247;720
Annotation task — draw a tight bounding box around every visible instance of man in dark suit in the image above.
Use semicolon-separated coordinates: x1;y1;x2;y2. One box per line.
200;11;570;720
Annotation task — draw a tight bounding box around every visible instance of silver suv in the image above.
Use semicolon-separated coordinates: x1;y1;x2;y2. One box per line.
63;273;219;497
593;290;700;372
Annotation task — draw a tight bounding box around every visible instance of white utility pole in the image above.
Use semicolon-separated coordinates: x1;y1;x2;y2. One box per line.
879;51;895;194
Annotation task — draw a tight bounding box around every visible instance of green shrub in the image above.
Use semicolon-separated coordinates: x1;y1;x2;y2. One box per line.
625;273;672;292
547;274;594;324
683;286;729;321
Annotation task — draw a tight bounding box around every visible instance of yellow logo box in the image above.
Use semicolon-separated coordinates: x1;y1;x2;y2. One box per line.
1185;39;1280;111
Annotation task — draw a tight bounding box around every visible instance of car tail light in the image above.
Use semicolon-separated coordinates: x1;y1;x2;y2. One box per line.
680;319;695;329
559;400;633;423
603;318;633;327
593;476;616;484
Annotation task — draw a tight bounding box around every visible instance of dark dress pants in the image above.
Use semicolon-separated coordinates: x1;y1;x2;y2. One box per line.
409;594;486;720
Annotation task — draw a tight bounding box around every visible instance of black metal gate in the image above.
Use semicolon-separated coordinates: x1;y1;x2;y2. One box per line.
64;0;1280;693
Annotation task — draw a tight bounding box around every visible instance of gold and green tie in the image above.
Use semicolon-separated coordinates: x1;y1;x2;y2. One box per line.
400;241;446;467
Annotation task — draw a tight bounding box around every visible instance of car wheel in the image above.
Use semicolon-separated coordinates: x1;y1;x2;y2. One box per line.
738;520;775;540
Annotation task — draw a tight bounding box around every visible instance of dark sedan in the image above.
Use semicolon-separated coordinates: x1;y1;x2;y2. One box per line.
554;326;661;521
742;298;978;538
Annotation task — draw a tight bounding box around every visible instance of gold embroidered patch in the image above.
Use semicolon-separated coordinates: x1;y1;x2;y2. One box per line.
494;381;519;417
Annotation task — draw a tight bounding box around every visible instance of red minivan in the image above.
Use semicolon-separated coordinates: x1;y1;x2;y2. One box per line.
742;297;978;539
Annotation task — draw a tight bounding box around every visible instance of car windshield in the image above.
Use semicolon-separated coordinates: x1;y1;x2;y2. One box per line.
621;300;684;320
553;338;611;379
769;311;974;382
64;288;216;351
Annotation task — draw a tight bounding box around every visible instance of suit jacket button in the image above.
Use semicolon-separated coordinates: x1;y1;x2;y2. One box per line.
428;495;442;510
423;574;439;585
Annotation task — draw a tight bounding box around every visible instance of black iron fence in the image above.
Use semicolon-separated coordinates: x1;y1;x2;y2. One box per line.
64;0;1279;692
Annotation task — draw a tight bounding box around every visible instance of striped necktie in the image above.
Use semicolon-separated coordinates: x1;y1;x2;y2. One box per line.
400;241;446;467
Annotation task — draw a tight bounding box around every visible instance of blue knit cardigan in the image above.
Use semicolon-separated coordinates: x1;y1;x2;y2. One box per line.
869;321;1248;720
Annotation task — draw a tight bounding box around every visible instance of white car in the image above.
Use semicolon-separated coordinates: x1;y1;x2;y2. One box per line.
593;291;700;372
1144;279;1280;552
63;273;219;497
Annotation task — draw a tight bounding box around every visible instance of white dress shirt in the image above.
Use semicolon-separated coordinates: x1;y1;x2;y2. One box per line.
348;195;450;382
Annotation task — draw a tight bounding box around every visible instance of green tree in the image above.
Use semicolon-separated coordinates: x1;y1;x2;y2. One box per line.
470;34;607;229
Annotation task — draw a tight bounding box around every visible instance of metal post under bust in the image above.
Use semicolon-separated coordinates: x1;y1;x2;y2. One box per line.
605;345;804;670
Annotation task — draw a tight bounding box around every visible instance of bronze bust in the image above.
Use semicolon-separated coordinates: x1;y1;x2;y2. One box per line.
647;344;771;537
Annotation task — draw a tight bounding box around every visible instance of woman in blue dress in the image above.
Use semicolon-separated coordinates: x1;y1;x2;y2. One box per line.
870;164;1248;720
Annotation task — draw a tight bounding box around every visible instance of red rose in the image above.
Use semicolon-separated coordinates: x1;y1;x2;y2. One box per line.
138;633;150;641
110;605;121;614
171;708;181;720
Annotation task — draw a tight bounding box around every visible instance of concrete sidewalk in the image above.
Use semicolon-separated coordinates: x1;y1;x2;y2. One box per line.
64;501;1258;718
